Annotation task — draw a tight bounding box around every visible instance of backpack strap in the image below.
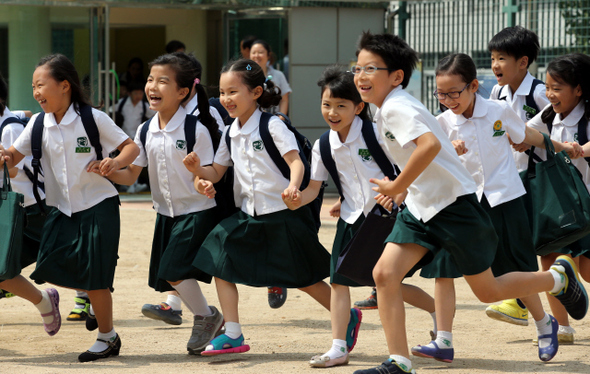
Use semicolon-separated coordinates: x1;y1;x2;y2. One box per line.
576;116;590;166
524;79;544;119
139;116;152;155
0;117;25;141
360;119;399;180
79;105;103;161
31;113;46;213
184;114;197;154
318;130;344;200
497;85;506;101
225;123;232;155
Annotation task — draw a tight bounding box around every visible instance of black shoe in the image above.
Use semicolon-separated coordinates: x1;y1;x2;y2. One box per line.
550;256;589;320
85;312;98;331
141;302;183;325
353;359;416;374
0;289;15;299
78;334;121;362
268;287;287;309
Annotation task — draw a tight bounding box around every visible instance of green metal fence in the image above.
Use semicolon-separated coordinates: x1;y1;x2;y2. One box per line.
391;0;590;113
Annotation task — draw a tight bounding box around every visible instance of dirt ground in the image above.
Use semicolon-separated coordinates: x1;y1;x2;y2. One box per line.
1;196;590;374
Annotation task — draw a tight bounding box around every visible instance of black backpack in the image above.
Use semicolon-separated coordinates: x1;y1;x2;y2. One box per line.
30;104;103;213
0;116;41;190
140;114;238;219
498;78;544;121
319;119;401;208
225;112;325;231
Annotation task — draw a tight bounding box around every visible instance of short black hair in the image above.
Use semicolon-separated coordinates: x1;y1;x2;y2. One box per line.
166;40;186;53
241;35;257;50
356;31;419;89
317;65;370;121
488;26;539;67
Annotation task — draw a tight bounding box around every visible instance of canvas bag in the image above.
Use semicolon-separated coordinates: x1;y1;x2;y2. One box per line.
0;163;26;280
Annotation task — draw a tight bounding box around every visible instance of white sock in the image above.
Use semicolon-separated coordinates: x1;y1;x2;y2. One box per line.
389;355;412;372
172;279;212;316
435;331;453;349
89;328;117;353
430;312;437;335
166;294;182;311
89;304;95;317
76;290;88;298
34;290;55;325
535;313;553;349
322;339;347;359
549;267;566;294
224;321;242;339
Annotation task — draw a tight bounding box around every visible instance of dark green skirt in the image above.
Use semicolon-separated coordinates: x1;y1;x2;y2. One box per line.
331;216;364;287
149;208;218;292
551;233;590;258
30;196;120;291
194;207;330;288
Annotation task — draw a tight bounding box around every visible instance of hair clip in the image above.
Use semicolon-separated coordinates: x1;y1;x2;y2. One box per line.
247;64;252;71
263;83;267;90
266;75;273;81
194;78;200;85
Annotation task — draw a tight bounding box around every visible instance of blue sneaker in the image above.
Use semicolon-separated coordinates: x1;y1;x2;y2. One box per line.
201;333;250;356
411;341;453;363
346;307;362;352
538;315;559;362
353;359;416;374
550;256;588;320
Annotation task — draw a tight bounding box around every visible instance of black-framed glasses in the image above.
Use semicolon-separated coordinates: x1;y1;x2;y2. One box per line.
351;65;389;75
433;84;470;100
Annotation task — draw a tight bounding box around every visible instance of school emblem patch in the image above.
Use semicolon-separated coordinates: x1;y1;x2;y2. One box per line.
574;133;579;143
358;148;373;162
523;104;537;120
176;140;186;150
384;131;396;141
75;137;91;153
253;140;265;152
492;120;505;137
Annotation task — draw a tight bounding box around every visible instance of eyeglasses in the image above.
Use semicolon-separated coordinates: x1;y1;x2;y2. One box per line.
350;65;390;75
433;84;470;100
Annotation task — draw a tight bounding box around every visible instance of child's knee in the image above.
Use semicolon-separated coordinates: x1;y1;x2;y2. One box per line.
372;263;402;287
470;287;500;304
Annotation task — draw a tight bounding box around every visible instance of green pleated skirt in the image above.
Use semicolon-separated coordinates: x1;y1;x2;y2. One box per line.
149;208;218;292
194;207;330;288
331;216;364;287
30;196;120;291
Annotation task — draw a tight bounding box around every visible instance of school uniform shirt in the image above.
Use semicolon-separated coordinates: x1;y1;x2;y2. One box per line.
214;108;299;216
133;106;216;217
13;104;128;217
310;116;396;224
266;66;292;114
185;93;225;132
116;97;156;138
528;102;590;191
0;108;45;207
375;86;476;222
437;94;527;207
490;72;550;171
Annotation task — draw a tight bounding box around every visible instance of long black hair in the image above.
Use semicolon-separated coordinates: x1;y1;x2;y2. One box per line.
37;54;91;113
317;65;370;121
0;73;7;116
220;59;282;109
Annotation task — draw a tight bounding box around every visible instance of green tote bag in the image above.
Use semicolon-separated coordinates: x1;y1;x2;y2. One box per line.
520;133;590;256
0;163;26;280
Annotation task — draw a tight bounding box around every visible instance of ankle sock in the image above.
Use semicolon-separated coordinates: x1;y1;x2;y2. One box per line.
172;279;212;316
430;312;437;335
322;339;347;359
549;267;566;294
535;313;553;349
433;331;453;349
224;321;242;339
89;328;117;353
34;290;55;325
166;294;182;311
389;355;412;372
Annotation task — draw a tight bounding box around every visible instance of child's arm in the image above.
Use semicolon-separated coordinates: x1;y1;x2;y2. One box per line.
522;127;583;158
281;179;323;210
0;145;25;169
88;138;140;177
370;132;441;197
194;176;217;199
329;198;341;218
101;164;143;186
451;139;468;155
183;152;228;183
282;149;305;197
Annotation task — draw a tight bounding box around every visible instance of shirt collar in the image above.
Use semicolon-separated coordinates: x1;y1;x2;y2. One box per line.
555;101;585;128
184;93;199;115
44;103;77;127
229;108;262;138
447;93;488;127
514;72;535;97
149;106;187;133
329;116;362;149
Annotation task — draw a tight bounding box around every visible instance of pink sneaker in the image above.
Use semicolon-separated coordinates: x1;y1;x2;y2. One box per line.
42;288;61;336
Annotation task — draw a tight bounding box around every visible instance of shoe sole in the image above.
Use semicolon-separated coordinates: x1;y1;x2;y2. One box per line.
309;354;349;368
355;305;378;310
485;308;528;326
67;312;88;321
411;350;453;363
200;344;250;356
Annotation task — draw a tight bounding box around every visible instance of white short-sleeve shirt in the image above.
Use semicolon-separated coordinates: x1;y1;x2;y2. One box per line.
13;104;129;216
185;93;225;132
115;97;156;138
133;106;216;217
214;109;298;216
266;66;292;114
528;102;590;191
437;94;527;207
490;72;550;171
311;116;396;224
0;108;45;206
375;86;476;222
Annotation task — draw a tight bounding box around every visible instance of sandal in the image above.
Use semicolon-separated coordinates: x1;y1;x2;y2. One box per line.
200;333;250;356
42;288;61;336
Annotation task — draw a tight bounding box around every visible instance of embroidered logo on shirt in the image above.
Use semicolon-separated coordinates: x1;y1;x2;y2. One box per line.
492;120;505;137
574;133;579;143
176;140;187;150
252;140;265;152
75;137;91;153
523;105;537;120
384;131;396;141
358;148;373;162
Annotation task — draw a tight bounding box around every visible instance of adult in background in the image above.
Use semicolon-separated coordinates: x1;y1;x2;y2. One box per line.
250;39;292;115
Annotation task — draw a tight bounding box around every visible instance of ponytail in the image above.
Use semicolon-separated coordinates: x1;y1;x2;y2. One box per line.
194;82;221;150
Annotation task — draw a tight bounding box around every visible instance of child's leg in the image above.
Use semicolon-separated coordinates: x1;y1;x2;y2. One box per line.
540;254;570;328
298;280;331;311
0;275;42;304
579;255;590;283
215;277;239;322
464;268;554;303
86;289;113;333
401;283;435;313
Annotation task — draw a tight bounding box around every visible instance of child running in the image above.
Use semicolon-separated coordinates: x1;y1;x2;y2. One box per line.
182;58;333;356
0;72;61;337
0;54;139;362
282;66;436;368
350;31;588;374
106;52;225;354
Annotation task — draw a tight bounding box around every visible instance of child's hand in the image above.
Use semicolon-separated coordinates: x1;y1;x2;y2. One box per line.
282;189;302;210
183;152;201;174
375;193;394;211
86;160;102;174
0;145;7;165
451;139;468;155
370;176;398;197
196;179;216;198
98;157;120;177
562;141;583;159
512;141;531;153
329;199;341;218
393;190;408;207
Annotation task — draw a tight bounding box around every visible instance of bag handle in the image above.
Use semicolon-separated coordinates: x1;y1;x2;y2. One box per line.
526;133;556;179
1;163;12;199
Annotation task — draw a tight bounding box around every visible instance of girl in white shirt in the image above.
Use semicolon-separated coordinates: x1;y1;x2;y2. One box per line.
0;54;139;362
106;52;224;355
183;58;331;356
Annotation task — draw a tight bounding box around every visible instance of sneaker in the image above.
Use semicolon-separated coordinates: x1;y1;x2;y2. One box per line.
268;287;287;309
533;325;576;345
485;299;529;326
411;341;453;363
346;308;362;352
0;289;15;299
201;333;250;356
353;359;416;374
141;302;183;325
67;296;91;321
187;306;225;355
354;288;378;310
42;288;61;336
550;256;589;320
